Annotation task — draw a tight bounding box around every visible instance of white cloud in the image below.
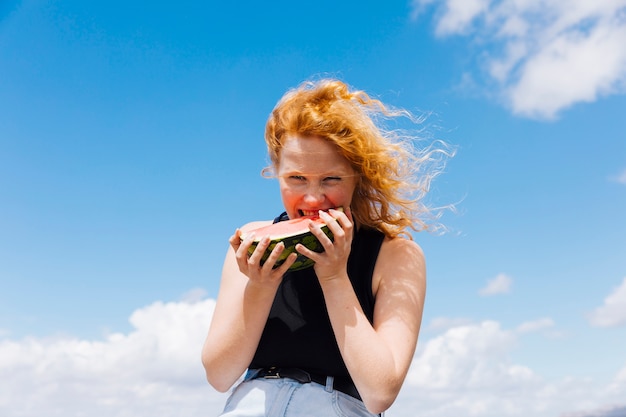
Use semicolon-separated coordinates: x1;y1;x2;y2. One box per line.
434;0;491;36
0;298;229;417
588;277;626;327
516;317;555;334
392;321;626;417
412;0;626;119
479;273;513;296
406;321;528;389
1;298;625;417
427;316;473;331
608;363;626;395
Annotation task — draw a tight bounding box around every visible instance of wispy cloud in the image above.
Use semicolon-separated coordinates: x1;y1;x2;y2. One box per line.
479;273;513;296
588;277;626;327
609;168;626;184
179;287;209;303
516;317;555;334
427;316;473;331
412;0;626;120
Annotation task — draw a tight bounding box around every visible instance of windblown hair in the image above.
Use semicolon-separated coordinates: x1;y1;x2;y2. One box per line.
264;78;454;238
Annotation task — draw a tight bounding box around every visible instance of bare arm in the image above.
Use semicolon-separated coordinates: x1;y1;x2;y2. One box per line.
298;210;426;414
321;238;425;413
201;221;298;392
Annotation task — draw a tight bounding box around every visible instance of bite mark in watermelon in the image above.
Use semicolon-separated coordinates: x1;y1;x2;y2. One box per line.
239;208;342;271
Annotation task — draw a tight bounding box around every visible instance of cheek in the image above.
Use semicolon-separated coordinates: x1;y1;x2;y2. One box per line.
329;186;356;205
279;184;299;203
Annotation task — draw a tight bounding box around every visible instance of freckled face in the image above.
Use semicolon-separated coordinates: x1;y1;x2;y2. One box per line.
276;135;358;219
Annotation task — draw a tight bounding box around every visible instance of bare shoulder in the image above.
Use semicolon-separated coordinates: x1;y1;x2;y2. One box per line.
379;236;425;273
381;236;424;260
373;236;426;296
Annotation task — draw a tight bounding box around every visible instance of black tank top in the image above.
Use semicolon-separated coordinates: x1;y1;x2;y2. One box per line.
249;212;385;378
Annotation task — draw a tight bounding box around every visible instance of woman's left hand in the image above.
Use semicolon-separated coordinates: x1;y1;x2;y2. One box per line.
295;207;354;282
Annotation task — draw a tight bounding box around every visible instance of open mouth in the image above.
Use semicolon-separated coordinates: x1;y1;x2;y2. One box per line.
298;209;320;217
297;207;341;217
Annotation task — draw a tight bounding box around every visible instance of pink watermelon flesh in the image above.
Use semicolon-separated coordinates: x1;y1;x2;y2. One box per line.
240;215;325;241
240;209;341;271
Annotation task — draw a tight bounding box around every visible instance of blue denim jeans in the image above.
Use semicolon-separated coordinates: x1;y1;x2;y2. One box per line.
218;370;380;417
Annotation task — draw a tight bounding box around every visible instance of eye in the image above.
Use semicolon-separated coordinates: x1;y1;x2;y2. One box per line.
323;176;342;183
284;175;307;185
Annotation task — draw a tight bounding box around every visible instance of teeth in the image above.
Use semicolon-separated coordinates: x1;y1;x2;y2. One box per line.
300;208;337;217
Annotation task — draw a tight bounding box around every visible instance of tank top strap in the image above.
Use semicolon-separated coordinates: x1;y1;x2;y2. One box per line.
347;226;385;324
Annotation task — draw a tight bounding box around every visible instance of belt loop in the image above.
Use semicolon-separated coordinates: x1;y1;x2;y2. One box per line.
324;376;334;393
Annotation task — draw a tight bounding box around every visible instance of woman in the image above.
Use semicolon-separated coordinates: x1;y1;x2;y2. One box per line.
202;79;451;416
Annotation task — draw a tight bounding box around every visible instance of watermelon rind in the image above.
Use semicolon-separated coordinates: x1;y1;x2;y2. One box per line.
240;211;340;271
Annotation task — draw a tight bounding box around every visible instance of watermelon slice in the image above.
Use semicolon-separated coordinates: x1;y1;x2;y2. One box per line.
239;209;341;271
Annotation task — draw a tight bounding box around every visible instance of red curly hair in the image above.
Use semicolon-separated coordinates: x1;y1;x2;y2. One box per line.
264;79;453;238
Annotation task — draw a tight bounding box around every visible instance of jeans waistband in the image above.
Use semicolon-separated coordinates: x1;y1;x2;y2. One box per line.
249;367;362;401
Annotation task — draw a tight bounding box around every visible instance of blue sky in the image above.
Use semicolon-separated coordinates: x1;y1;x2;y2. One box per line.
1;1;626;416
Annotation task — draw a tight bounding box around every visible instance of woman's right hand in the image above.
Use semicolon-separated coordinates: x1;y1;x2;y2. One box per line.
229;229;297;286
202;228;296;392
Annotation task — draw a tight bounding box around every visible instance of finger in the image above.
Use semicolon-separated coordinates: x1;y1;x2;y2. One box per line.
343;206;353;221
295;243;320;262
229;229;243;248
261;241;288;271
236;231;256;255
319;209;343;228
317;211;346;241
248;235;270;265
308;218;335;247
274;252;298;275
330;209;354;242
328;208;353;230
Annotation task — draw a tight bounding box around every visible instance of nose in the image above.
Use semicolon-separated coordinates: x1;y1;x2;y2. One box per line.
302;183;325;205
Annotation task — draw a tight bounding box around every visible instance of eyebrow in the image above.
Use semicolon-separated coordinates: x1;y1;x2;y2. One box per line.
279;172;359;178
